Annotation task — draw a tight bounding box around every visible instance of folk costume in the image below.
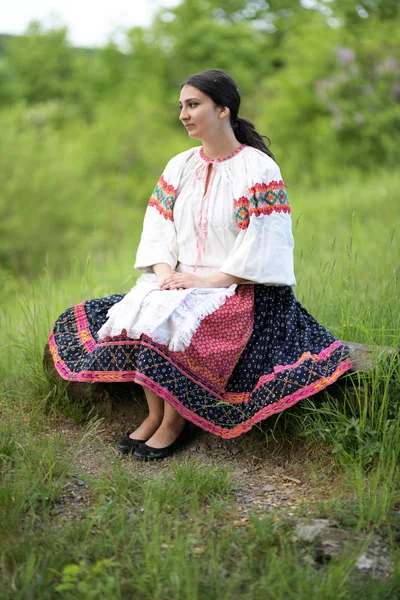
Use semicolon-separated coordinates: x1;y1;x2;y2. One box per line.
49;144;352;438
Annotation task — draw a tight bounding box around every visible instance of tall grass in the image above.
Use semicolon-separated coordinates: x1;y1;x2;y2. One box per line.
2;442;399;598
0;172;399;597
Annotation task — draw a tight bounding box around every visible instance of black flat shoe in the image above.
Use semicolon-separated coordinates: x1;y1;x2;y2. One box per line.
133;424;190;461
117;432;146;454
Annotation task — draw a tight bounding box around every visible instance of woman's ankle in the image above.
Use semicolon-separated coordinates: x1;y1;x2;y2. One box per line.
159;415;186;434
146;413;164;426
129;414;163;440
145;418;186;448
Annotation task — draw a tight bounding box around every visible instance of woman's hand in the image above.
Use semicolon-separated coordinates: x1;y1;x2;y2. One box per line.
152;263;173;288
160;272;211;290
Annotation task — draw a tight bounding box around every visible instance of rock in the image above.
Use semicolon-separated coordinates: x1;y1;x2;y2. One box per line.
317;528;351;561
355;538;394;579
262;485;276;493
282;475;301;485
43;341;399;420
190;452;209;460
356;553;375;571
51;505;65;516
294;519;335;543
341;340;397;373
42;343;146;419
294;520;393;579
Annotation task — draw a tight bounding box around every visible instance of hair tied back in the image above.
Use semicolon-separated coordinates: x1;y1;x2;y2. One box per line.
182;69;275;161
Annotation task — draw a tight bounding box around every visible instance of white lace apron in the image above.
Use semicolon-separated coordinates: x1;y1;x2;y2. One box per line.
97;274;237;352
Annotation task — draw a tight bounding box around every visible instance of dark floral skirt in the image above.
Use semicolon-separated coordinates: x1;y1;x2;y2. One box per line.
49;285;352;438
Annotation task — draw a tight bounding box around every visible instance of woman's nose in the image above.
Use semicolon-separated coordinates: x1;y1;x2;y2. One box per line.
179;107;188;121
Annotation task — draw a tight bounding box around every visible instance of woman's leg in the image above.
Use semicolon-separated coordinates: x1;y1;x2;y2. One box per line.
129;386;164;440
144;400;186;448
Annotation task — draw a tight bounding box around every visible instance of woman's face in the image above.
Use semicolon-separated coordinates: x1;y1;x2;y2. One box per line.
179;84;224;140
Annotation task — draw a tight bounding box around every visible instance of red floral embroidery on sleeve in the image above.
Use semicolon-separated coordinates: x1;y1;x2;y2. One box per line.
234;180;291;229
148;175;177;221
234;196;250;230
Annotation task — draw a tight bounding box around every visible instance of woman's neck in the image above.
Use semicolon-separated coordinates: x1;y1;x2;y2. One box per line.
201;131;241;161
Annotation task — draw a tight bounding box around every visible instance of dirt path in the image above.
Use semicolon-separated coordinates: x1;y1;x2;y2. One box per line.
50;397;341;521
47;403;395;580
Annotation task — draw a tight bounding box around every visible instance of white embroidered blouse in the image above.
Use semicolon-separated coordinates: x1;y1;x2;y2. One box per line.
134;144;296;286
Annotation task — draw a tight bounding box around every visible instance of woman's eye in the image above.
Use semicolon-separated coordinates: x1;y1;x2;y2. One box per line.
178;103;199;110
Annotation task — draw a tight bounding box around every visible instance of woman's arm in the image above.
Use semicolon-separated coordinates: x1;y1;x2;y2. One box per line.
205;271;246;287
160;270;246;290
153;263;173;286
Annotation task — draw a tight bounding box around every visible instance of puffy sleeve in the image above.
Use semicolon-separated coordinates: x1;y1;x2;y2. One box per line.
219;156;296;286
134;157;180;272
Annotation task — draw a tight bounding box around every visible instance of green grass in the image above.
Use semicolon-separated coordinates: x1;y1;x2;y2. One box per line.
0;171;399;598
1;420;399;598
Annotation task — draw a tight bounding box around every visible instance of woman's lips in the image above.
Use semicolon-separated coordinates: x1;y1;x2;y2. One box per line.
185;124;195;129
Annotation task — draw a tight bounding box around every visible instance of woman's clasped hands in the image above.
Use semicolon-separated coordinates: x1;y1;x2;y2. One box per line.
159;271;211;290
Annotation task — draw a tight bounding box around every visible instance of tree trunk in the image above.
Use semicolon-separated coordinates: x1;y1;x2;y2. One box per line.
42;341;397;416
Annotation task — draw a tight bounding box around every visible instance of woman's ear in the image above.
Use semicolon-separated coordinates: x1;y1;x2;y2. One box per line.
218;106;230;119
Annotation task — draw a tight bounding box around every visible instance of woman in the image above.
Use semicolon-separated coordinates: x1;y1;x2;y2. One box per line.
49;69;352;460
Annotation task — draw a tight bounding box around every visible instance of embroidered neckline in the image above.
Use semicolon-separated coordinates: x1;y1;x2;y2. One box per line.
199;144;246;163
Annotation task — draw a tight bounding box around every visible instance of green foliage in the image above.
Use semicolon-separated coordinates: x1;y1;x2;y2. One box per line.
56;560;121;599
330;0;400;23
0;5;399;596
151;0;276;91
2;389;399;598
0;0;398;190
2;22;76;105
0;95;187;286
256;14;400;178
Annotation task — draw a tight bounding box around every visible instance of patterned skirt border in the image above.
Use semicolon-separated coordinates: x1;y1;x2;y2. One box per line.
137;358;352;438
49;322;352;439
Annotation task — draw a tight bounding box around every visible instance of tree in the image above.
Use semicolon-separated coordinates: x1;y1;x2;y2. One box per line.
3;22;75;105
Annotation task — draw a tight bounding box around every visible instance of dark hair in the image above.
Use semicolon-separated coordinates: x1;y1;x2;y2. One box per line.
181;69;275;160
